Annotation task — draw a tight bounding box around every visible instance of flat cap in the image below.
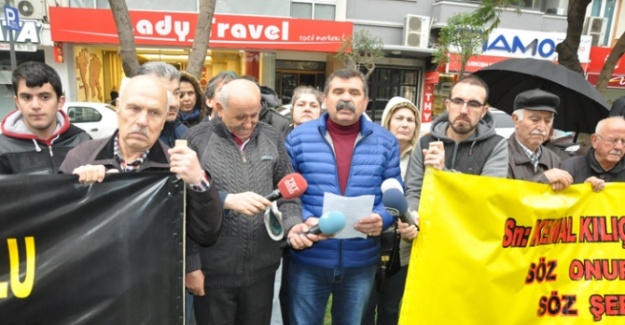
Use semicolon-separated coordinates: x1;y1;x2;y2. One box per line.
513;89;560;114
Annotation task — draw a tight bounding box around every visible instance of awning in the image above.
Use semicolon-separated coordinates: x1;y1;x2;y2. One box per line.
49;7;353;53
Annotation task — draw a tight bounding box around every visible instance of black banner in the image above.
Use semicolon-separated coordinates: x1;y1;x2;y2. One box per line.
0;173;184;325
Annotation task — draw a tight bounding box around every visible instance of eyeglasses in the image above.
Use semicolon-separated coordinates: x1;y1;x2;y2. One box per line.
449;97;485;109
596;134;625;146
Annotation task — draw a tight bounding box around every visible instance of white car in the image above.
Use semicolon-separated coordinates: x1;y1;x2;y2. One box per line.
62;102;118;139
420;108;515;138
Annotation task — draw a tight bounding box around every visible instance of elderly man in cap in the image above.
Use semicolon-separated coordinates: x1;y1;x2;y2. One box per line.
507;89;573;191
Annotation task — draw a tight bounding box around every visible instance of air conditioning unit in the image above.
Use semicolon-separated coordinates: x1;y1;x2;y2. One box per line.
583;16;607;46
16;0;45;21
403;15;431;49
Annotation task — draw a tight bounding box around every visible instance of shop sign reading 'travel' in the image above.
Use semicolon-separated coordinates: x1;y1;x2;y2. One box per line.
49;7;352;53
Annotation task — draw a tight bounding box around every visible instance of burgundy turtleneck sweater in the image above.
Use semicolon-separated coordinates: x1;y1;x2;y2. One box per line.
326;118;361;195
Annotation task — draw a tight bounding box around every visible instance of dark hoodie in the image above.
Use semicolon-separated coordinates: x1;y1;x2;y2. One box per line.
404;111;509;212
0;109;91;174
179;71;207;128
159;119;188;148
259;85;290;139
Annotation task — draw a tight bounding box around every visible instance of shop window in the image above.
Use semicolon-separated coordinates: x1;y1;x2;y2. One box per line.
543;0;568;15
276;60;326;105
291;0;336;20
367;68;420;123
276;72;325;105
292;2;313;18
0;85;14;120
591;0;616;46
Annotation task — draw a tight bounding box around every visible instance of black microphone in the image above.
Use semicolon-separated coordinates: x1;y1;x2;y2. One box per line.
382;188;416;227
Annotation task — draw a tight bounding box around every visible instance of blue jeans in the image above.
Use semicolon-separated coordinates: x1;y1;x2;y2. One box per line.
288;261;377;325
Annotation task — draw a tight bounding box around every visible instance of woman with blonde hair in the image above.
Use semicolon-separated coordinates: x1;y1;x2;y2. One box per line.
363;96;421;325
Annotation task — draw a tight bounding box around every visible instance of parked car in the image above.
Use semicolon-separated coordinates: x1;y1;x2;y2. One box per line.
62;102;118;139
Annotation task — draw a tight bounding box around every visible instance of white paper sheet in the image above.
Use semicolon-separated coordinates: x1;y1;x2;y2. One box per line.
322;192;375;239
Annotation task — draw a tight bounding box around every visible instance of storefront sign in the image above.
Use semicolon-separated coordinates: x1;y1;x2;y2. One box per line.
587;46;625;75
482;28;592;62
422;71;438;123
49;7;353;53
421;83;434;123
584;47;625;88
0;18;42;52
586;74;625;89
447;29;592;74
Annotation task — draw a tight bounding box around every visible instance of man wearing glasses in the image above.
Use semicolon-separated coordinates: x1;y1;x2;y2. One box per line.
562;116;625;191
507;89;573;191
402;75;508;239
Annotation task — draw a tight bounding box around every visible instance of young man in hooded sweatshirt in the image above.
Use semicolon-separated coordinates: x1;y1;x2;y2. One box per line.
400;75;509;258
0;61;91;174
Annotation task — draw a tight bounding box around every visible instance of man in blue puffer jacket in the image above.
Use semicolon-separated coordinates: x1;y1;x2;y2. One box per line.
285;68;402;325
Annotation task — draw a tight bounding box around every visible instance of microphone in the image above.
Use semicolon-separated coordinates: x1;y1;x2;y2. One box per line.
286;211;346;247
265;173;308;201
306;211;346;235
381;178;403;194
382;188;416;227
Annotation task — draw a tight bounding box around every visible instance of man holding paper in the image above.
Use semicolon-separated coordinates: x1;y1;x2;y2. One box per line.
285;68;402;325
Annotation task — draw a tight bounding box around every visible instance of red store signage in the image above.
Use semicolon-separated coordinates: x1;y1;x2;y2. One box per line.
587;46;625;75
421;83;434;123
49;7;353;53
586;74;625;89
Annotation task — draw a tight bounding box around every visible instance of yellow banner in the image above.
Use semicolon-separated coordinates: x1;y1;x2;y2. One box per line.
400;168;625;324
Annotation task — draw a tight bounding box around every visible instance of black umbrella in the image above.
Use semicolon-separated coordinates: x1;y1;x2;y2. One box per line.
472;58;609;134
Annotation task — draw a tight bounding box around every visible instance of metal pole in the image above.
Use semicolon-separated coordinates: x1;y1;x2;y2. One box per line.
5;0;17;71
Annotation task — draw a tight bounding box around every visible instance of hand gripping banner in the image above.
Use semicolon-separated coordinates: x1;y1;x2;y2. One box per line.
400;169;625;324
0;173;184;325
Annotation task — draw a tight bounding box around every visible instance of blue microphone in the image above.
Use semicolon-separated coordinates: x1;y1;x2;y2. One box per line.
286;211;346;248
307;210;346;235
382;188;415;227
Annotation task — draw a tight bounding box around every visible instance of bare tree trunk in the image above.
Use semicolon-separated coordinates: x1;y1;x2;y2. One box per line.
555;0;591;74
109;0;139;77
596;32;625;94
187;0;217;79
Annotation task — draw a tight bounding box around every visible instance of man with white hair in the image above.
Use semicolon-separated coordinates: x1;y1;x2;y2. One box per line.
507;89;573;191
562;116;625;191
136;62;189;148
185;78;309;325
59;74;222;251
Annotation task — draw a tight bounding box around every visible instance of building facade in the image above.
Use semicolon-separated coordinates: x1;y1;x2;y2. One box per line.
1;0;623;121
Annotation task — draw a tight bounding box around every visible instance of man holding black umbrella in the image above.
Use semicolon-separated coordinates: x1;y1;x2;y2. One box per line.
507;89;573;191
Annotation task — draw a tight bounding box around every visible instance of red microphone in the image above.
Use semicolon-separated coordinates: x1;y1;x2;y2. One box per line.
265;173;308;201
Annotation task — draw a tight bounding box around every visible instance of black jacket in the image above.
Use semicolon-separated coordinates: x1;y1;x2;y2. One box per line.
58;133;223;249
260;85;290;139
0;110;91;174
185;117;301;288
562;148;625;184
